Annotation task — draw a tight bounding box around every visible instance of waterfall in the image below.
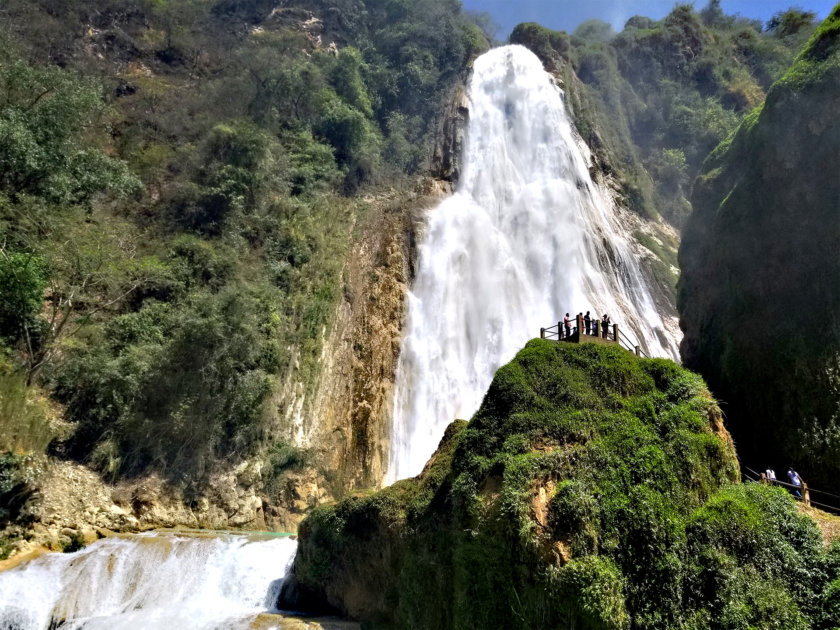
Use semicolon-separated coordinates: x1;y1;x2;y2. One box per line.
387;45;679;483
0;532;297;630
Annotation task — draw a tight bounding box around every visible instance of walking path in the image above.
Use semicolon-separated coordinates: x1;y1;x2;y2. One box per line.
742;465;840;515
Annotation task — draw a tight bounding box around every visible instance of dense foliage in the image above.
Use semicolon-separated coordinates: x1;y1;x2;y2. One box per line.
512;1;816;227
292;341;840;629
679;6;840;493
0;0;487;485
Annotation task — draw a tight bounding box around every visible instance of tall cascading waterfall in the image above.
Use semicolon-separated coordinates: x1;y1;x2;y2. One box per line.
387;45;679;483
0;533;297;630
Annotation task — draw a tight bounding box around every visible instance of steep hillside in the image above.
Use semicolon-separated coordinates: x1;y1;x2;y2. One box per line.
0;0;488;554
287;341;840;629
679;6;840;491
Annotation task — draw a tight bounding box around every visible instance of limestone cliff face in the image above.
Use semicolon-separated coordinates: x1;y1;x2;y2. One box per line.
679;7;840;489
306;191;421;490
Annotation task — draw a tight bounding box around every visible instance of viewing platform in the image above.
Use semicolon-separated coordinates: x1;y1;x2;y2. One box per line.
541;314;649;358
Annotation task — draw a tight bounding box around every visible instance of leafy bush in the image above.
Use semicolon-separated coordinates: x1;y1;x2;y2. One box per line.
0;453;41;532
0;252;46;345
262;441;311;498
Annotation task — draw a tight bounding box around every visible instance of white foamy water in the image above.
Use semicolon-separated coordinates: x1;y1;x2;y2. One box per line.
388;45;678;482
0;532;297;630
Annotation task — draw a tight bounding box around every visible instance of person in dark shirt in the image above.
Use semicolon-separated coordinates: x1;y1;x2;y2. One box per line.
584;311;591;335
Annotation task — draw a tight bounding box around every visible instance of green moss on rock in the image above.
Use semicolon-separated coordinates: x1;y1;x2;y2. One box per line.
289;342;839;628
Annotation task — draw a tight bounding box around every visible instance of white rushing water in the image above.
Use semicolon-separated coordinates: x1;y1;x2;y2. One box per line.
387;45;679;482
0;532;297;630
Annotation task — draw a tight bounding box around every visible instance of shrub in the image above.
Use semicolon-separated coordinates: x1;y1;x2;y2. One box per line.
0;367;53;455
0;252;46;345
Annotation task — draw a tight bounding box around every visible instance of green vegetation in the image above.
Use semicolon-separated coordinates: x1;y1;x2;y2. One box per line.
679;5;840;493
512;1;816;227
0;0;488;489
0;357;54;558
292;341;840;629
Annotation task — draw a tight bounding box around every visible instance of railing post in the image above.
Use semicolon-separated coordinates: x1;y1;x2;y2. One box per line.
558;321;562;339
635;345;640;357
576;315;582;339
803;482;810;506
613;324;619;343
594;320;600;338
540;327;545;339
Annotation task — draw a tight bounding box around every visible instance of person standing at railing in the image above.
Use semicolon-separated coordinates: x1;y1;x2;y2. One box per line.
584;311;591;335
787;467;803;498
765;466;776;482
564;313;572;338
602;314;610;339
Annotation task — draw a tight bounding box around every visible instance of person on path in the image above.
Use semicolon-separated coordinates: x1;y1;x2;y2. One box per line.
765;467;776;482
602;314;610;339
584;311;591;335
787;467;802;498
564;313;572;339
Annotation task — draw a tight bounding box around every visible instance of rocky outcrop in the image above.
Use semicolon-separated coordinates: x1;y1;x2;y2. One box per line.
430;85;469;183
679;7;840;490
288;342;819;629
1;456;331;558
509;23;571;74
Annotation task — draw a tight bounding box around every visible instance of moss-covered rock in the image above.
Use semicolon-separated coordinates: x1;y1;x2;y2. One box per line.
679;6;840;489
287;341;839;628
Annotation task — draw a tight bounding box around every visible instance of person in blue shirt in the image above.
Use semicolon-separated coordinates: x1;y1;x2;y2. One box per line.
787;467;802;498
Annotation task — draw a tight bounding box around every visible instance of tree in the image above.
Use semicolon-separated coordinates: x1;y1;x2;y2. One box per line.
766;8;817;37
0;59;141;206
574;19;616;43
23;216;161;384
699;0;734;29
0;250;47;346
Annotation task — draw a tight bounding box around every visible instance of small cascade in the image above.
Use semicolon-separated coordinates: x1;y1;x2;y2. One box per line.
0;532;297;630
387;45;679;483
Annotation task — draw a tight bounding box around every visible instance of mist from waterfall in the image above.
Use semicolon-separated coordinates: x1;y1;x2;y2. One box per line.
0;533;297;630
387;45;678;483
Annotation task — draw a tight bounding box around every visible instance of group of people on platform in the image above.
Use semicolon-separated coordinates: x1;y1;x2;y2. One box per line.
562;311;613;340
765;466;804;498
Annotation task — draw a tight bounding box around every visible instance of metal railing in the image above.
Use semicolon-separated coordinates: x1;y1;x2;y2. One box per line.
541;314;650;358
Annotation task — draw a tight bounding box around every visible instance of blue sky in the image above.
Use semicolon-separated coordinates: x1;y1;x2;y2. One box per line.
461;0;838;39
